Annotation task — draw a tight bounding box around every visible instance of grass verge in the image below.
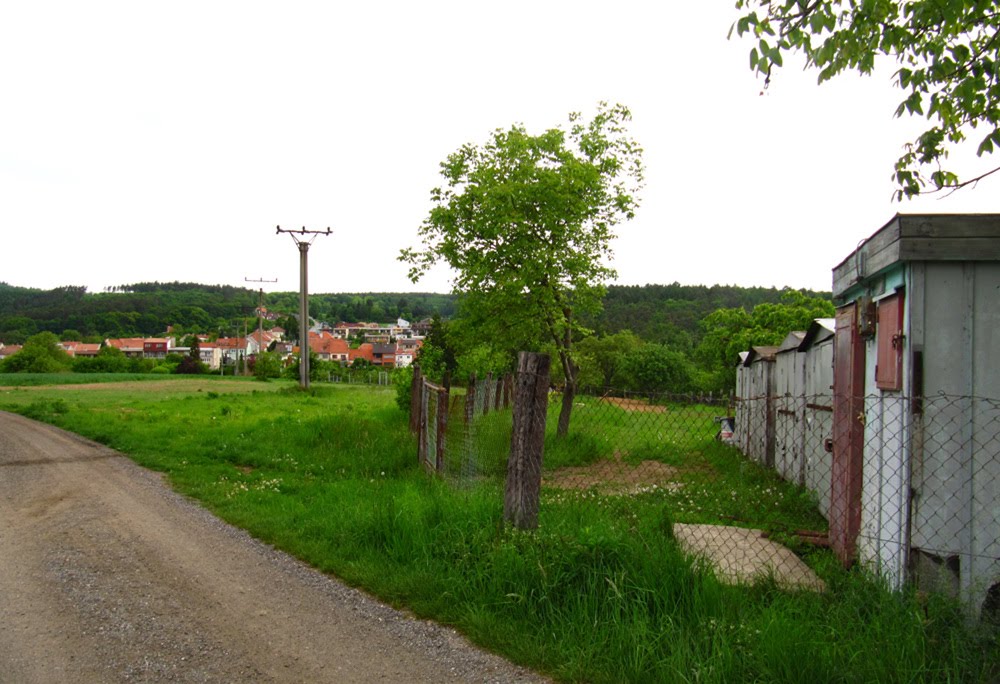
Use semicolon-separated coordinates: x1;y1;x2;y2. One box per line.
1;379;996;682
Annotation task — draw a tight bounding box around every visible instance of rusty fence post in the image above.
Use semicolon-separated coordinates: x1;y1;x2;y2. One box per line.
504;352;551;530
409;364;422;435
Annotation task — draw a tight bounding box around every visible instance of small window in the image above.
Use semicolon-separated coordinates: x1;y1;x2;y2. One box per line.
875;291;904;391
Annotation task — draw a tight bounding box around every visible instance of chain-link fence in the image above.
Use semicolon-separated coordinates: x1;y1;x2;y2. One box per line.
414;366;1000;616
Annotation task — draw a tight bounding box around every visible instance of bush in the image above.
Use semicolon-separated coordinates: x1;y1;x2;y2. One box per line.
175;355;207;375
394;365;414;412
0;332;71;373
74;346;130;373
252;352;282;380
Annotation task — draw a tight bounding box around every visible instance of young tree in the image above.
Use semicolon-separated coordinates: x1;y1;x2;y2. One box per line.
732;0;1000;198
400;103;644;436
0;332;72;373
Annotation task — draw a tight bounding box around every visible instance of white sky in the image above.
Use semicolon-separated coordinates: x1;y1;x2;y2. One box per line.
2;1;997;297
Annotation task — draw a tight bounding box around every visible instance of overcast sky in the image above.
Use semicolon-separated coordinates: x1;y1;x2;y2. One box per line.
2;1;997;297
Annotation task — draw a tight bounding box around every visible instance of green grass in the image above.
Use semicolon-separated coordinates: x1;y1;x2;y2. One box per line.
1;379;995;682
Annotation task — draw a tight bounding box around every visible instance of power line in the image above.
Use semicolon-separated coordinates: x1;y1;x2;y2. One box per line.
245;277;278;375
276;226;331;389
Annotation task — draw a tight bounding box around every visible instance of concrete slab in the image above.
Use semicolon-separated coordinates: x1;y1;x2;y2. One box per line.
673;523;826;592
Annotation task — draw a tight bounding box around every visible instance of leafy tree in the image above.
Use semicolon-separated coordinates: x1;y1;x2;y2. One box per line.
277;315;299;343
733;0;1000;198
60;329;83;341
418;314;458;381
455;344;511;384
0;332;71;373
400;102;644;436
575;330;643;388
619;343;696;394
695;289;835;390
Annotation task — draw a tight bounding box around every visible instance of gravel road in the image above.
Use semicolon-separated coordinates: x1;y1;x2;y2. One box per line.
0;411;547;683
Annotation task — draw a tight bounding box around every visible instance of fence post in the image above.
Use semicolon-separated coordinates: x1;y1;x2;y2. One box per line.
466;373;477;424
436;385;448;473
484;372;493;416
494;373;504;412
504;352;550;530
409;364;422;434
418;379;428;467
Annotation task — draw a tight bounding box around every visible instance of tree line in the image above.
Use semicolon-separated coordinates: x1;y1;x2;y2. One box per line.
1;277;835;395
0;282;455;344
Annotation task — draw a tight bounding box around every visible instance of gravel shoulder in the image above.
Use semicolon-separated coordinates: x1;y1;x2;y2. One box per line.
0;410;546;683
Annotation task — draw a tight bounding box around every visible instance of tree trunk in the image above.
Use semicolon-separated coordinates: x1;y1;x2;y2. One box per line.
504;352;550;529
556;355;577;438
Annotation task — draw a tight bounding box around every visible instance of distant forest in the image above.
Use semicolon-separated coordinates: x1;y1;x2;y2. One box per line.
0;281;829;347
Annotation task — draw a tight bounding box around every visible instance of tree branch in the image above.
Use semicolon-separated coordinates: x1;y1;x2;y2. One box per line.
926;163;1000;197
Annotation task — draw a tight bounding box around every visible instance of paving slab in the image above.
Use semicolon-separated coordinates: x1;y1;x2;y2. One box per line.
673;523;826;592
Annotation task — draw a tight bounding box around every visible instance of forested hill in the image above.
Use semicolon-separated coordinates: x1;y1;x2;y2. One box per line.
0;282;456;342
594;283;832;351
0;281;829;345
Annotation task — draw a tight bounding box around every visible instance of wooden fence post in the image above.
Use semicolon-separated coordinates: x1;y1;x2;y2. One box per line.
435;385;448;473
410;364;422;434
466;373;477;424
418;379;428;467
483;372;493;416
504;352;550;530
494;372;504;412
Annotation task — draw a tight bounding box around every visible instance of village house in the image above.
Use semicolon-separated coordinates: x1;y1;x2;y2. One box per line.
0;344;22;360
308;332;349;362
57;341;102;358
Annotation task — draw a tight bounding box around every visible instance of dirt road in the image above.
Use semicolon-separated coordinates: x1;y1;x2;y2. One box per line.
0;411;545;683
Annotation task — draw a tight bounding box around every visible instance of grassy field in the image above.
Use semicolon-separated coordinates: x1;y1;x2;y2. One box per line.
1;376;996;682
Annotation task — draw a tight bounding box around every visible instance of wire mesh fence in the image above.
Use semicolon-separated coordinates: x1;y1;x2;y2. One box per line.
414;369;1000;614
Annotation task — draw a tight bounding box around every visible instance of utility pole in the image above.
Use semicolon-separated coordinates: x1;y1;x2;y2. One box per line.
277;226;331;389
245;277;278;365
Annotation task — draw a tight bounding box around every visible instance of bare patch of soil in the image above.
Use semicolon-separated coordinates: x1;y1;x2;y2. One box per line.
543;451;684;495
601;396;668;413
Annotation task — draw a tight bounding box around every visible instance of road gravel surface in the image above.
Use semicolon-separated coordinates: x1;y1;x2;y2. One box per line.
0;411;546;683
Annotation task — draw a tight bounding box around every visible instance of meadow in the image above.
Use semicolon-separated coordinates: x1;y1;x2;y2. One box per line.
1;375;995;682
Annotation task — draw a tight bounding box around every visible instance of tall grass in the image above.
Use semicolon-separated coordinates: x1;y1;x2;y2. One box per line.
2;380;995;682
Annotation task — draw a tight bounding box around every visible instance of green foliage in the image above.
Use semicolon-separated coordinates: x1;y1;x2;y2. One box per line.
0;282;458;343
393;365;414;412
0;332;72;373
1;381;991;682
73;345;130;373
252;351;283;380
618;343;695;394
695;289;835;390
401;102;644;434
283;350;322;381
575;330;643;388
732;0;1000;198
455;344;511;385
